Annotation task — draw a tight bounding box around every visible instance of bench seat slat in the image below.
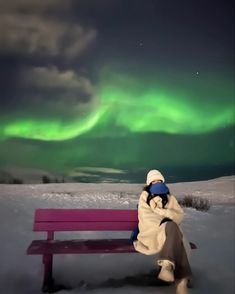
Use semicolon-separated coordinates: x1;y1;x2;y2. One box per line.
35;209;138;222
27;239;136;254
34;221;137;231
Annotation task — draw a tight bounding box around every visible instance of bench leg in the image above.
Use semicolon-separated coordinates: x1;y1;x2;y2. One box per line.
42;254;54;293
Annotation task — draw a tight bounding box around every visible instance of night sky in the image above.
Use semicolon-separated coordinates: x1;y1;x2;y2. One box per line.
0;0;234;183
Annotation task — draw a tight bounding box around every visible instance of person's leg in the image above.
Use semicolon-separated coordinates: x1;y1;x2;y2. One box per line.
175;277;188;294
158;221;192;280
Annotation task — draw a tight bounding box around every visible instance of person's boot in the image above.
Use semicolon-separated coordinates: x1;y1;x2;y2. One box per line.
158;260;175;282
175;278;188;294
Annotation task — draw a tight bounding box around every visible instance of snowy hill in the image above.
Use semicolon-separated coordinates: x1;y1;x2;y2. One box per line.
0;176;234;294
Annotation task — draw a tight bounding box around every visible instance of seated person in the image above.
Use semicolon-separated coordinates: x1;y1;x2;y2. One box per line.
134;169;192;294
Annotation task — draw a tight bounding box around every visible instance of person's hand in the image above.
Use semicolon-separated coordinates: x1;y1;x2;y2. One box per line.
149;196;163;208
149;198;169;217
155;196;163;208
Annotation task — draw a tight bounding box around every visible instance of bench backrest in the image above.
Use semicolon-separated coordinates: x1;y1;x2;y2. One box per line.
34;209;138;234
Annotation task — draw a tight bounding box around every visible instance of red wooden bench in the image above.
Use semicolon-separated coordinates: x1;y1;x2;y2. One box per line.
27;208;197;293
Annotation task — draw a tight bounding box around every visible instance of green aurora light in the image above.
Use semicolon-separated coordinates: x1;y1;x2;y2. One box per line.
2;109;105;141
1;73;234;141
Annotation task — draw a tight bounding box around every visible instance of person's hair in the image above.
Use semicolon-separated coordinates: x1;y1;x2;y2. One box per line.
144;183;170;208
157;193;169;208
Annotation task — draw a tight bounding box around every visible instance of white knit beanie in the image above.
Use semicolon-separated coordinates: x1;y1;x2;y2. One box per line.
146;169;165;185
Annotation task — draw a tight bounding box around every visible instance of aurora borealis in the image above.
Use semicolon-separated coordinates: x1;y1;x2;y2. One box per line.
0;0;234;183
2;71;234;140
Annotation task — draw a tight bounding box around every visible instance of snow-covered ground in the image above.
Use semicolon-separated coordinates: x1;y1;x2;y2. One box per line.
0;176;234;294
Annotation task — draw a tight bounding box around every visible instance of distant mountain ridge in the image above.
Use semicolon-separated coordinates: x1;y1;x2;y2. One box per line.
0;166;70;184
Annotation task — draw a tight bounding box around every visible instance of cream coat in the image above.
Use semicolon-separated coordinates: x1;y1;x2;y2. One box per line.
134;191;191;258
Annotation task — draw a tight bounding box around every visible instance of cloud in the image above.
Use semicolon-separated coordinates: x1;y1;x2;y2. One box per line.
78;167;126;174
0;13;96;58
24;66;94;94
0;0;71;14
19;66;97;118
68;167;126;182
0;0;97;59
0;0;98;119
